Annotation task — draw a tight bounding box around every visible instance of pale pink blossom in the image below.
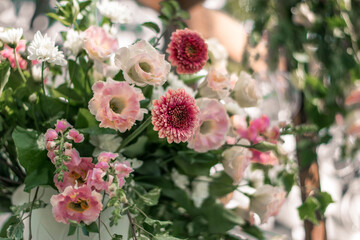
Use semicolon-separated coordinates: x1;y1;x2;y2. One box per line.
114;162;133;178
68;129;84;143
83;26;118;61
222;146;251;185
87;168;113;192
345;88;360;106
45;129;58;141
188;98;230;152
115;40;170;86
55;119;72;133
88;78;147;132
250;185;286;223
152;88;200;143
50;185;103;224
251;150;278;165
206;68;231;95
54;157;94;192
0;40;28;70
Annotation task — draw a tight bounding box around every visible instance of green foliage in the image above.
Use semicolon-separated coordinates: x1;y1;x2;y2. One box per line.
142;22;160;33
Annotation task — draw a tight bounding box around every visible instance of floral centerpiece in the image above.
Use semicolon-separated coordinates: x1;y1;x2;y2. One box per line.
0;0;333;240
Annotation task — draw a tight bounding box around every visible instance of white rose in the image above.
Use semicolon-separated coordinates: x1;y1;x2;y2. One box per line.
233;71;260;108
222;145;251;185
115;40;170;87
250;185;286;223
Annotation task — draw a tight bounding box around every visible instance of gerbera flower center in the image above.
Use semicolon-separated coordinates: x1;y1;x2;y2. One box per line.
139;62;152;73
168;105;189;128
200;120;215;134
68;198;89;212
185;44;197;57
110;97;126;114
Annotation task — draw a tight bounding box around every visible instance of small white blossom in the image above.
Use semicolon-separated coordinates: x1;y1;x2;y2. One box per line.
28;31;66;66
97;0;133;24
31;64;42;82
28;93;37;103
0;28;23;45
191;176;209;208
37;133;46;150
63;29;83;56
171;169;189;191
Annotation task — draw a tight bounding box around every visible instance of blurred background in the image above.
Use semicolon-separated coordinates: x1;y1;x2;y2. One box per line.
1;0;360;239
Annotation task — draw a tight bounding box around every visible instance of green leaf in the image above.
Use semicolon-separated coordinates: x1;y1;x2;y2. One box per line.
84;222;99;233
12;127;55;191
139;188;161;206
67;223;77;236
144;217;172;228
249;142;278;152
0;61;10;95
241;222;265;240
0;216;17;238
142;22;160;33
316;192;334;215
68;59;85;94
81;226;89;236
112;234;123;240
46;12;71;26
51;84;84;104
297;196;320;225
209;172;237;197
75;108;98;128
6;220;24;240
154;234;184;240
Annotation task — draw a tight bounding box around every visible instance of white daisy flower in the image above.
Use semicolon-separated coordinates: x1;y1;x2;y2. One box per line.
63;29;83;56
97;0;133;24
27;31;66;66
0;28;23;45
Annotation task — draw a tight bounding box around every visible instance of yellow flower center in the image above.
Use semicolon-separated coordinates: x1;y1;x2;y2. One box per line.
68;198;89;212
110;97;126;114
200;120;214;134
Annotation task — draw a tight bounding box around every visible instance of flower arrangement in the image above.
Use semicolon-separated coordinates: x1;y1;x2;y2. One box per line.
0;0;333;240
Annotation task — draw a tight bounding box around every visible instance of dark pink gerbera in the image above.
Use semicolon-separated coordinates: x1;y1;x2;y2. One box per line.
166;28;208;74
152;88;200;143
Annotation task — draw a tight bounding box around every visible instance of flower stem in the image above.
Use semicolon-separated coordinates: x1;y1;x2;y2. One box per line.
77;226;79;240
126;209;138;240
13;48;26;82
41;62;45;95
28;186;40;240
116;116;152;152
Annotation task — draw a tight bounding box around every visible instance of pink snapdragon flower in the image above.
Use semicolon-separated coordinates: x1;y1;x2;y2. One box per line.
83;26;118;61
54;157;95;192
114;161;133;178
115;40;170;86
95;152;118;169
166;28;208;74
89;78;147;132
55;119;72;133
152;88;200;143
0;40;27;70
188;98;230;152
50;185;103;224
87;168;113;192
45;129;58;141
68;129;84;143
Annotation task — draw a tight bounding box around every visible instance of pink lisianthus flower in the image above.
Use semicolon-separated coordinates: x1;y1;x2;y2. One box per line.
188;98;230;152
115;40;170;87
204;68;231;97
166;28;208;74
152;88;200;143
114;161;133;178
67;129;84;143
0;40;28;70
251;150;278;165
222;145;251;185
95;152;119;170
54;157;95;192
250;185;286;223
55;119;72;133
87;168;113;192
83;26;118;61
50;185;103;224
89;78;147;132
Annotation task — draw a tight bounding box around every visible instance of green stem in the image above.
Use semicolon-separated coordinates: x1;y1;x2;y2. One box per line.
126;209;138;240
100;220;113;238
41;62;45;95
116;116;152;152
28;187;40;240
13;48;26;82
77;226;79;240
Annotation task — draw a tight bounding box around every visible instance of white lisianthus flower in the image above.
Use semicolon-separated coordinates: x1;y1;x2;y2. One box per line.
233;71;260;108
171;169;189;191
250;185;286;223
191;176;209;208
222;145;251;185
89;134;122;156
97;0;133;24
28;31;67;66
115;40;170;87
0;28;23;45
63;29;83;56
206;38;228;70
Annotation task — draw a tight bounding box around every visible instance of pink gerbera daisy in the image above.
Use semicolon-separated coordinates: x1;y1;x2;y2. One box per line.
152;88;200;143
166;28;208;74
89;78;147;132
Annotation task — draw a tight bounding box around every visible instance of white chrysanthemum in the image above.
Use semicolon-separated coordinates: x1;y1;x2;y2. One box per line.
171;169;189;191
0;28;23;45
27;31;66;66
97;0;132;24
191;176;209;208
63;29;83;56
